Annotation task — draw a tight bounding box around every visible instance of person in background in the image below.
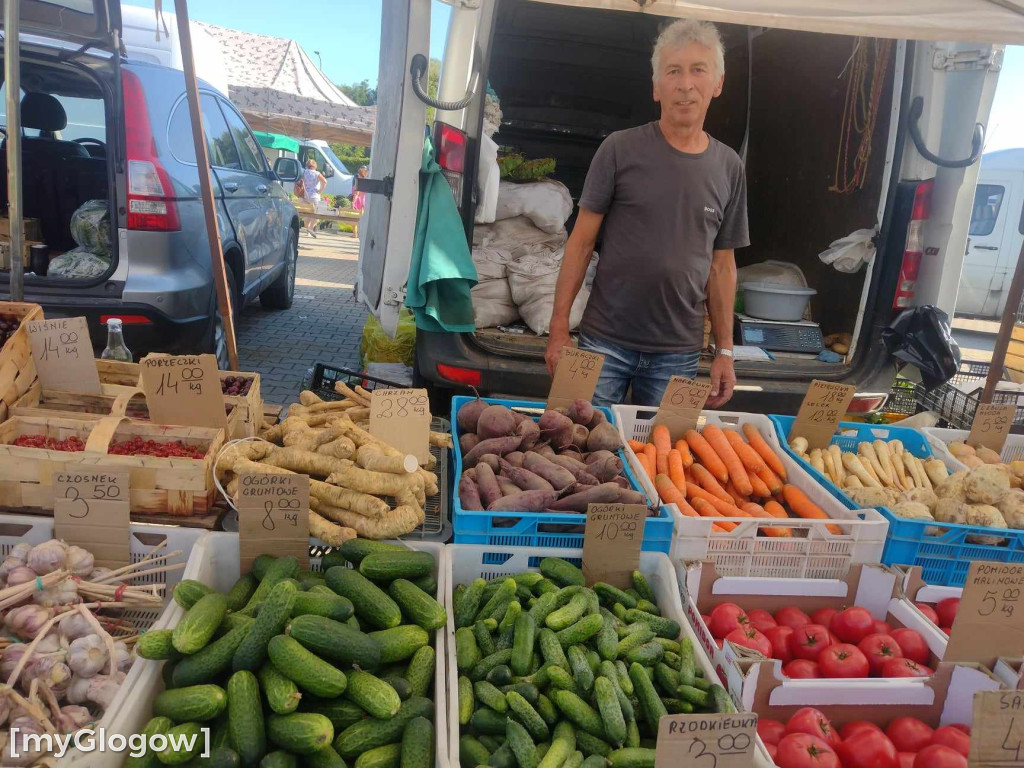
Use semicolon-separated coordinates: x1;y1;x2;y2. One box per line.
544;18;748;408
299;158;327;238
352;166;369;213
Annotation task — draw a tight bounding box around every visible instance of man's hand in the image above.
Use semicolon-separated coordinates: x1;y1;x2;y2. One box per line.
707;353;736;408
545;329;572;377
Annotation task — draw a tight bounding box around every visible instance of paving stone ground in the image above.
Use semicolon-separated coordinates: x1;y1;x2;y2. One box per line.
235;230;367;407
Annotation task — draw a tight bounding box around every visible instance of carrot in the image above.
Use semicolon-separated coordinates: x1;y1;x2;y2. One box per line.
628;439;648;454
724;480;747;507
741;502;792;537
712;523;728;533
782;484;842;534
686;482;748;518
636;451;656;485
655;473;698;517
652;425;672;462
763;499;790;519
703;424;752;497
684;429;728;484
748;472;772;499
642;443;657;466
756;465;785;495
667;449;688;497
724;429;768;474
690;496;738;532
674;439;694;468
742;422;787;480
690;463;734;504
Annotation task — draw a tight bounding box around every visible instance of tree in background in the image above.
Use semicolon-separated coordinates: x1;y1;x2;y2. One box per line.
425;58;441;125
339;79;376;106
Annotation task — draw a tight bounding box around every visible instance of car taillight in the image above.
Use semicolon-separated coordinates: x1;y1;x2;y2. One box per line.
122;70;180;232
100;314;152;325
437;363;481;387
434;122;467;209
892;179;934;310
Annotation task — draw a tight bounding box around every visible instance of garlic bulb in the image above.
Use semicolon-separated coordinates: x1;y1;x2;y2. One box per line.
5;566;37;587
59;612;93;643
0;555;26;586
112;641;132;674
87;567;114;582
0;692;9;728
34;631;62;655
2;717;45;766
9;543;32;563
66;674;92;705
33;579;78;608
65;546;94;577
22;656;71;697
85;671;124;709
0;644;27;678
5;604;51;640
58;705;93;731
68;635;108;679
26;539;66;575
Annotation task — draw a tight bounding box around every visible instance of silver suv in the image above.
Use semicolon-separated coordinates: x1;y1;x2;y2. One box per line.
3;2;301;367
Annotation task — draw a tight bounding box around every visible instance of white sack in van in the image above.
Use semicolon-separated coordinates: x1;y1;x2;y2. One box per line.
475;134;500;225
507;250;598;335
471;278;520;329
495;180;572;234
474;216;566;255
472;247;509;281
819;229;876;273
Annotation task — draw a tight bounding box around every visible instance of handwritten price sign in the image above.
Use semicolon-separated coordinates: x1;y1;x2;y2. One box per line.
139;353;227;429
369;388;431;464
971;690;1024;766
54;469;131;568
789;380;857;450
652;376;713;441
945;562;1024;668
968;403;1016;453
237;473;310;572
582;503;646;588
655;713;758;768
548;347;605;410
26;316;102;394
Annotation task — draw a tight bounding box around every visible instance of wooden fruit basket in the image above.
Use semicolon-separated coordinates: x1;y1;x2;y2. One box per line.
0;412;224;516
0;301;43;423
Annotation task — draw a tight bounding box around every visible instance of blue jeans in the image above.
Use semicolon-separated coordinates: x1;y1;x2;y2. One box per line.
578;331;700;407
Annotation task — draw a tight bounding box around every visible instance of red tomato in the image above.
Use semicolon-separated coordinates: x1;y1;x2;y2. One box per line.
783;659;821;678
709;602;749;639
811;607;838;628
940;626;952;635
840;721;884;741
828;630;843;647
874;619;894;635
858;633;904;676
897;753;916;768
766;743;778;762
890;628;930;665
914;603;939;624
758;718;787;746
785;707;842;748
788;624;833;661
836;729;899;768
775;734;840;768
765;625;795;663
774;605;813;629
748;608;778;633
818;643;870;678
914;745;967;768
948;724;971;736
881;658;934;678
886;717;934;753
935;597;960;628
726;626;773;657
701;614;712;626
831;606;877;644
930;726;970;757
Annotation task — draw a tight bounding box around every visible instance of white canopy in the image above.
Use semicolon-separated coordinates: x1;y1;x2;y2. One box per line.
533;0;1024;45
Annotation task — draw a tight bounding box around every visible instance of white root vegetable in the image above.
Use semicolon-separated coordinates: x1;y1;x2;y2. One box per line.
829;445;845;487
914;457;933;491
924;459;949;487
873;440;898;489
948;441;975;458
900;488;938;512
964;465;1010;505
842;452;881;488
822;450;838;485
890;501;934;521
858;443;889;487
903;452;924;490
844;475;863;489
810;449;825;476
890;446;910;489
790;437;809;455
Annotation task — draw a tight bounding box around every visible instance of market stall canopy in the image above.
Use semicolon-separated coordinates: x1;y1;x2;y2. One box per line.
534;0;1024;45
254;130;301;154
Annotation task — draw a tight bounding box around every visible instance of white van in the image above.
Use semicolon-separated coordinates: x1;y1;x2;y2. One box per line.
358;0;1016;412
298;140;356;198
955;149;1024;320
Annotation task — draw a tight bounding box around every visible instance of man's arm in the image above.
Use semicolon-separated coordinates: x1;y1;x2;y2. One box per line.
544;208;604;375
706;248;737;407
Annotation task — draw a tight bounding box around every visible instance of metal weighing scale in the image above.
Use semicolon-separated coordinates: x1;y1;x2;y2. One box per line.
735;313;825;354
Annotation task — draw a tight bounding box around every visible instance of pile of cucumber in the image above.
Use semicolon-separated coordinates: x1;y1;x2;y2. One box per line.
133;540;442;768
454;557;731;768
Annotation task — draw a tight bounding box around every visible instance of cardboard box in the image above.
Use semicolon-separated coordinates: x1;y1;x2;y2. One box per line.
993;657;1023;688
899;566;962;635
0;217;41;241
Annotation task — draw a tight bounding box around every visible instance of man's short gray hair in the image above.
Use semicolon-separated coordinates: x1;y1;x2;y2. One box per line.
651;19;725;82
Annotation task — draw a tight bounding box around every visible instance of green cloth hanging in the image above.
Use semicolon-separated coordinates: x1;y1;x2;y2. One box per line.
405;137;477;333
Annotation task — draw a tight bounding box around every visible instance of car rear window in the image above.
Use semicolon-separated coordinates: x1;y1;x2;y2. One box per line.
167;93;241;170
969;183;1005;237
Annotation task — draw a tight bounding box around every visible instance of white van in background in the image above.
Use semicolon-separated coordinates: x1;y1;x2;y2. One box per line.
298;140;356;198
956;148;1024;320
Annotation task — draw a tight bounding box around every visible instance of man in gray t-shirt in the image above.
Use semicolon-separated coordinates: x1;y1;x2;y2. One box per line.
545;18;749;408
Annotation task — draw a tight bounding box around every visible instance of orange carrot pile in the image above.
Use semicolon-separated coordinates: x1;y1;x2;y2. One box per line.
633;422;839;538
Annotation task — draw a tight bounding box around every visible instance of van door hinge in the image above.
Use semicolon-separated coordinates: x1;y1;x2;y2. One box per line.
932;48;1003;72
354;175;394;199
382;286;407;306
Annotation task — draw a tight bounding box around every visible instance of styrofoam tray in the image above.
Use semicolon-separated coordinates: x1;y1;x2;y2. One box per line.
95;535;449;768
612;406;888;579
921;426;1024;471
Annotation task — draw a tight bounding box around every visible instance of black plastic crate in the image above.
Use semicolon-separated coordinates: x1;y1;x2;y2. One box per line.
885;378;919;416
307;363;406;402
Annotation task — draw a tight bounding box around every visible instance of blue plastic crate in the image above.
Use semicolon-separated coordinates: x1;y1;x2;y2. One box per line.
769;414;1024;585
451;396;674;553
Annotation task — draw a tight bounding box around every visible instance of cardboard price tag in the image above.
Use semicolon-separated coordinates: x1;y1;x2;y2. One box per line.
970;690;1024;766
54;469;130;569
945;562;1024;669
789;380;857;450
26;316;102;394
582;503;646;588
654;713;758;768
369;388;431;465
237;473;310;573
139;354;228;429
548;347;605;410
651;376;713;441
968;404;1016;454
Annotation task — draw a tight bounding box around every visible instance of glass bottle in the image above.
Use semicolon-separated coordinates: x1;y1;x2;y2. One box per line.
100;318;133;362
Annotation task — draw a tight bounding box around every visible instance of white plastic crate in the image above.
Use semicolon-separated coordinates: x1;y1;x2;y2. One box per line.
611;406;888;578
443;544;774;768
93;534;449;768
920;425;1024;471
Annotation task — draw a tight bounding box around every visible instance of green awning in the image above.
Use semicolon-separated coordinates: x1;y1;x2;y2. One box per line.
253;131;300;153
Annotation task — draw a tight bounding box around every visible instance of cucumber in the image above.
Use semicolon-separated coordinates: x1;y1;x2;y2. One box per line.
567;646;594;696
157;722;203;765
162;660;178;690
359;551;435;582
708;684;735;714
400;716;433;768
476;579;517;624
299;698;366;732
172;624;252;688
593;583;637;610
550;689;607;739
507;691;549;742
538;629;569;670
474;621;496;656
137;629;179;660
346;669;402;719
538;721;576;768
575;732;612;758
593;676;626;747
287;615;382;669
226;574;259;611
629;663;667;728
299;573;328;591
527;593;558;626
326;566;403;630
267;634;348;698
227;671;265;766
635;600;660;616
616;629;655;658
259;753;298;768
201;747;240;768
252;555;276;580
124;716;173;768
496;602;521;650
563;752;585;768
501;682;540;706
486;665;513;686
533;579;559;597
621;610;679;640
458;675;474;725
581;757;608;768
596;613;620;662
624;720;640;749
470;708;509;735
411;574;438;596
369;625;430;664
355;744;403;768
479;736;503;753
388;579;447;631
555;614;603;647
653;663;679;696
663;698;694;715
405;645;435;699
221;613;255;634
653;638;680;655
172;593;227;655
598;663;634;721
291;591;355;622
546;665;578;694
474;680;508;713
455;578;488;628
677;637;696;688
630;572;655;604
321;550;348;571
456;627;481;673
259;663;302;715
488;742;517;768
506;719;538;768
539;558;585;587
173;580;213;610
608;749;655;768
544;594;588;632
233;581;297;671
306;746;348;768
613;661;633;695
461;736;491;766
339;538;407;565
153;685;227;723
585;649;601;674
333;697;433;758
245;556;301;610
470;649;513;682
380;673;412;701
511;614;537;677
676;685;710;709
267;713;334;755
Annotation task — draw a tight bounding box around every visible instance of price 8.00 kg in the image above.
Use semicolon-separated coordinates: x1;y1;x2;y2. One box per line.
261;497;302;531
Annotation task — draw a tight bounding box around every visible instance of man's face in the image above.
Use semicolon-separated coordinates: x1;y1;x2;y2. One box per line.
653;42;724;128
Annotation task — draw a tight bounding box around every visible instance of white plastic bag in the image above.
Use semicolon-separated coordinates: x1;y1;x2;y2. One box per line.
471;278;520;328
507;250;598;335
819;229;877;273
475;134;500;225
495;180;572;234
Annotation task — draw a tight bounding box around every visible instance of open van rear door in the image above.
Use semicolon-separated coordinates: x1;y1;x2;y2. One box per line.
357;0;429;337
15;0;121;49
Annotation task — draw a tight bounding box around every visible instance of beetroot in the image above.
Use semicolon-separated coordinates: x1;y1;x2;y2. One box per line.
458;474;483;511
547;482;622;511
457;397;488;434
476;454;500;473
586;410;608;430
584;450;624;482
571;424;589;450
499;459;555;492
522;453;576;491
587;422;623;452
477;404;518;441
459;433;480;456
463;435;524;468
516;420;541;451
538;410;574;449
475;462;503;508
567;399;595;426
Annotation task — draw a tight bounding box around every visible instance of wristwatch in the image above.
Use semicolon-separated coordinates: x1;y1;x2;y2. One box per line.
716;348;734;358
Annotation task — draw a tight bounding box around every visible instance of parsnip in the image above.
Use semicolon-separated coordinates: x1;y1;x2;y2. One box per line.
890;443;911;489
311;497;424;539
845;475;864;489
334;381;370;406
829;445;845;486
790;437;809;455
299;390;323;406
810;448;825;476
924;459;949;487
842;452;881;488
890;440;904;457
859;443;890;487
823;450;838;485
903;452;924;490
914;456;933;491
326;460;425;498
873;440;898;489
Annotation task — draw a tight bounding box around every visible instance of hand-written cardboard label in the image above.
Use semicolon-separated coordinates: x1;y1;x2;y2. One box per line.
548;347;605;410
139;354;228;429
789;380;857;450
652;377;713;441
369;388;431;464
968;404;1016;454
237;473;310;573
582;503;646;589
945;562;1024;669
26;316;102;394
970;690;1024;766
54;469;130;569
654;713;759;768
